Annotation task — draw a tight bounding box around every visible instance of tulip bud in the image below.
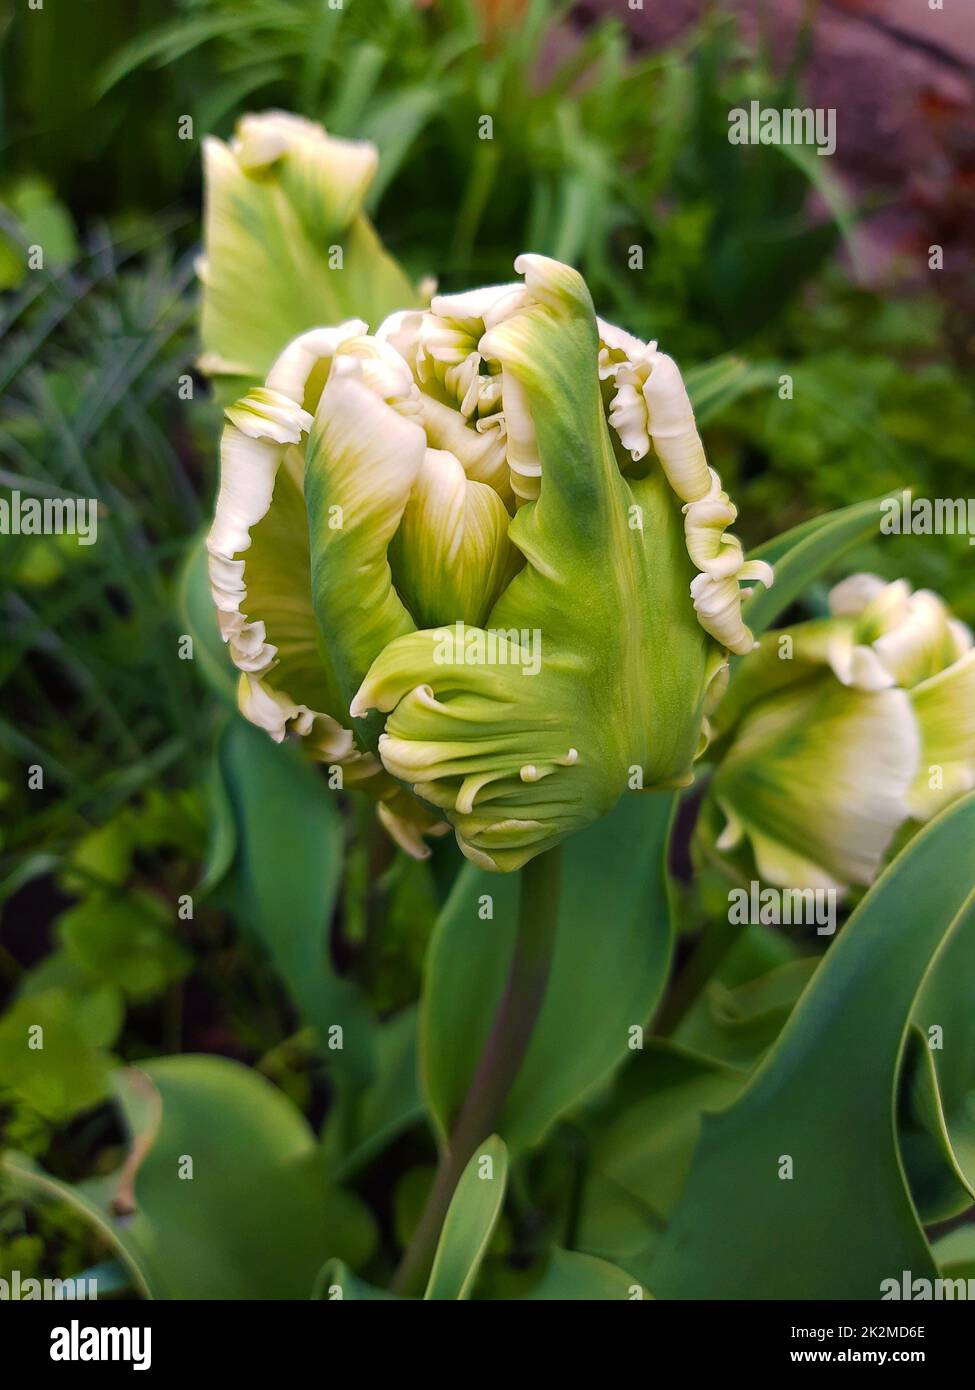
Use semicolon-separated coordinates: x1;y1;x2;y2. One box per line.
208;253;771;869
703;573;975;891
198;110;419;396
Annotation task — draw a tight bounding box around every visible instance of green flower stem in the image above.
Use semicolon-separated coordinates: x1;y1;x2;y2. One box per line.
392;846;562;1296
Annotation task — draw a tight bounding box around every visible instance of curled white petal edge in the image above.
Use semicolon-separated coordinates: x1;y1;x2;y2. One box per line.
207;324;374;760
600;317;772;654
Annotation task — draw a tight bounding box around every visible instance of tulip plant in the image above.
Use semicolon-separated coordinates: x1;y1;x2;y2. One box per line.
11;110;973;1304
198;112;975;1298
203;110;791;1284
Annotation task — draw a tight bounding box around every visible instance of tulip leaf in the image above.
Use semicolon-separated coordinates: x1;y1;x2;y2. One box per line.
901;882;975;1221
359;87;445;210
673;956;820;1069
422;792;675;1153
898;1027;975;1223
933;1227;975;1279
648;792;975;1299
575;1041;744;1271
424;1135;508;1301
209;716;377;1086
328;1005;424;1180
94;12;272;98
2;1151;155;1298
4;1057;376;1299
741;496;884;638
685;355;781;423
524;1248;645;1300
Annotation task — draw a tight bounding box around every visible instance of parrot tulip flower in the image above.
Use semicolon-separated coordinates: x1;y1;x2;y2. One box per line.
703;573;975;892
207;241;771;870
198;110;419;398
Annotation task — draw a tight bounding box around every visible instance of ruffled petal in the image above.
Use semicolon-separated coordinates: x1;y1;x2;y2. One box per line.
871;590;960;688
200;111;416;393
352;256;721;869
304;358;427;716
351;627;593;871
600;320;770;654
908;649;975;818
691;562;773;656
683;468;745;580
712;676;920;891
208;327;365;748
825;575;970;693
389;448;519;629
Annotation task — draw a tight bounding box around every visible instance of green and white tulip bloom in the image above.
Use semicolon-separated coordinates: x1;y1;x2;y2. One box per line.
207;241;771;869
704;573;975;892
199;110;419;398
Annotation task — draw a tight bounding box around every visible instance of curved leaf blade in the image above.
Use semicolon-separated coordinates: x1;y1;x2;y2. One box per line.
649;793;975;1299
576;1040;744;1270
898;1026;975;1223
903;878;975;1220
6;1057;376;1299
211;716;376;1086
424;1134;508;1301
741;496;885;639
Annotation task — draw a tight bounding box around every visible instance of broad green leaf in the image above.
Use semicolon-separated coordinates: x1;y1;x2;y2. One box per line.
422;792;675;1153
933;1227;975;1279
211;716;377;1087
200;738;238;897
0;178;78;289
2;1152;154;1299
16;949;117;1002
741;496;885;639
901;887;975;1221
424;1135;508;1301
714;920;801;985
576;1040;743;1269
60;817;134;892
71;1260;133;1297
674;957;820;1069
5;1057;376;1300
330;1005;424;1180
524;1248;645;1300
649;793;975;1299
